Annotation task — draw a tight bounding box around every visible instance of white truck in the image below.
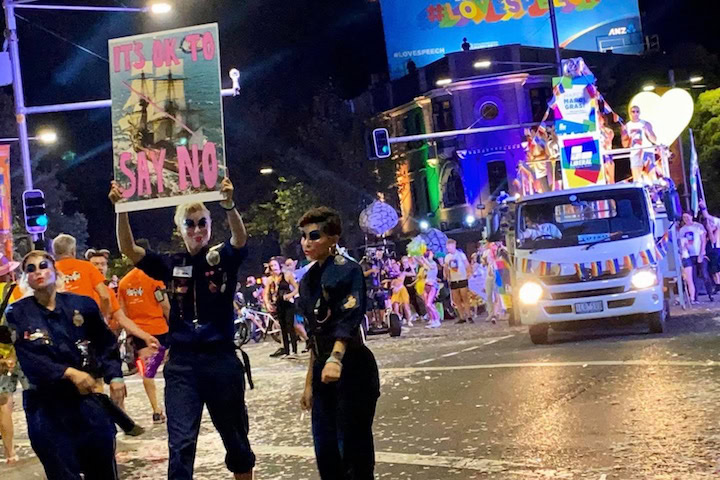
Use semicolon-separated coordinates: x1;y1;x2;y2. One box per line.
508;183;682;344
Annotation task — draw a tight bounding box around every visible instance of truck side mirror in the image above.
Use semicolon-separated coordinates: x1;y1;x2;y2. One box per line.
663;187;682;222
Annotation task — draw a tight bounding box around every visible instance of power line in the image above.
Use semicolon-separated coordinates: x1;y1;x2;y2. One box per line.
15;13;109;63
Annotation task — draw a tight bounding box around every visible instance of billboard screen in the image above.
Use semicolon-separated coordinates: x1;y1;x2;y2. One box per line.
380;0;643;79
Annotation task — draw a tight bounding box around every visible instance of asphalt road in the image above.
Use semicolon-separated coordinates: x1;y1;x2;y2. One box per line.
4;303;720;479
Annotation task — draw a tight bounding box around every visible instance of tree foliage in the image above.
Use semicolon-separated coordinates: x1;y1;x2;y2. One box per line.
691;88;720;212
244;177;321;254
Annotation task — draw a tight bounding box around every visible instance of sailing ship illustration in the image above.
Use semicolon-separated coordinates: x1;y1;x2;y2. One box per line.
116;58;206;174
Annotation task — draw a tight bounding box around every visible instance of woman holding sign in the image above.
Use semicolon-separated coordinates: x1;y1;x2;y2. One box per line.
109;177;255;480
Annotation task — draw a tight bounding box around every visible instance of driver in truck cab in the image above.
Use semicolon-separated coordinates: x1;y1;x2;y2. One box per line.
522;210;563;241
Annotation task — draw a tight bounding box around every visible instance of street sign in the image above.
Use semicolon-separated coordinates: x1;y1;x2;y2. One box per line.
373;128;391;159
22;189;48;234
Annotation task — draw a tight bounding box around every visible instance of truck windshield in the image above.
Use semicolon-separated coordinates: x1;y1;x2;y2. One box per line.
516;189;650;250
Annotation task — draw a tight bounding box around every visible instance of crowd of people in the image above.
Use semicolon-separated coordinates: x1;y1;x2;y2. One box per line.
678;200;720;304
0;178;387;480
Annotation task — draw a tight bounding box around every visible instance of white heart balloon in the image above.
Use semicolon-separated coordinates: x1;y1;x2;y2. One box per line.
628;88;694;146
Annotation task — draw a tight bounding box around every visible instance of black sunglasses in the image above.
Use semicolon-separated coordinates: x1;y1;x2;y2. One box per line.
184;218;208;229
25;260;50;274
301;229;322;241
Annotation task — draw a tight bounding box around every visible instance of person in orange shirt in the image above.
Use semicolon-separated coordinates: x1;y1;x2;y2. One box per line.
118;266;170;423
54;234;112;317
83;246;160;350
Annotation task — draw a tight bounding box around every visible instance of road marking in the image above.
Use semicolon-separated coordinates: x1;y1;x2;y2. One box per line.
414;358;437;365
384;359;720;374
441;351;460;358
251;445;532;472
483;334;514;345
461;345;480;352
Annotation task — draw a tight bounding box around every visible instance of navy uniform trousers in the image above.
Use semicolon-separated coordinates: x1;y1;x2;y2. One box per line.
24;391;118;480
165;348;255;479
311;345;380;480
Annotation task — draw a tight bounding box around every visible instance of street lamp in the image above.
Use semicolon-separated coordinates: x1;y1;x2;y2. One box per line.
473;60;555;69
642;84;656;92
689;76;704;84
36;130;58;145
260;167;274;175
0;129;58;145
148;2;172;14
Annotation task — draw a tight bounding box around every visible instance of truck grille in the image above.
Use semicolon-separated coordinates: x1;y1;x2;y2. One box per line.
551;287;625;300
542;269;630;285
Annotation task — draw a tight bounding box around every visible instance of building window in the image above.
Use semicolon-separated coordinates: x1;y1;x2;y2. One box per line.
530;87;553;123
440;162;467;208
432;99;454;131
479;101;499;120
487;160;508;198
410;178;430;215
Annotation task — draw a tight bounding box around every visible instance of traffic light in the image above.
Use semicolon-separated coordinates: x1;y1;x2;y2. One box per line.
372;128;391;159
23;189;48;235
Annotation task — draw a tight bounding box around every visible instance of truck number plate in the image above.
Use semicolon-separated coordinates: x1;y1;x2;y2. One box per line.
575;301;603;314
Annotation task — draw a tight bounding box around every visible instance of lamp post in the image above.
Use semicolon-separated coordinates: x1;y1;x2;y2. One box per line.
0;129;58;145
2;0;172;194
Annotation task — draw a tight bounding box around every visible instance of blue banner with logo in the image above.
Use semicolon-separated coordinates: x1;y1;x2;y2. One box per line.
380;0;643;79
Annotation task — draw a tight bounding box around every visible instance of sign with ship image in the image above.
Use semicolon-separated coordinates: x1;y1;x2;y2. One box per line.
109;24;226;212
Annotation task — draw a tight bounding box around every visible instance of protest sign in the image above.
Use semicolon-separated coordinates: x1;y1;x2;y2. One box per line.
110;24;226;212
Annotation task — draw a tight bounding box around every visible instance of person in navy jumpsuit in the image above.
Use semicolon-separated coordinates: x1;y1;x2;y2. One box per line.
6;250;125;480
110;177;255;480
297;207;380;479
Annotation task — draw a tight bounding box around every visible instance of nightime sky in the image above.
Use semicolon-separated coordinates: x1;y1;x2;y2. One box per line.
0;0;715;249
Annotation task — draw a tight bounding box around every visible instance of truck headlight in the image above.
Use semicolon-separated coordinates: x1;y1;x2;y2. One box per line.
631;268;658;289
519;281;543;305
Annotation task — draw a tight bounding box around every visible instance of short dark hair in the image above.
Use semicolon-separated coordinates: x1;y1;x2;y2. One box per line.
297;207;342;237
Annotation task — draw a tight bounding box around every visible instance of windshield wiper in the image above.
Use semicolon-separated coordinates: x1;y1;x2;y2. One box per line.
583;232;623;250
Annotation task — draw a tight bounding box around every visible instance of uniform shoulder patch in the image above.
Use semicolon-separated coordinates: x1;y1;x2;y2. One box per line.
342;295;357;311
334;255;347;266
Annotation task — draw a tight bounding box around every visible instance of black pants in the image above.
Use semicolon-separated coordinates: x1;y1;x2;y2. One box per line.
312;345;380;480
278;301;298;355
689;256;715;299
165;350;255;479
406;285;426;316
24;391;118;480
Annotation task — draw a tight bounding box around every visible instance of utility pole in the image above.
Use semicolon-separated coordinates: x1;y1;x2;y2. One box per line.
4;0;34;192
547;0;563;76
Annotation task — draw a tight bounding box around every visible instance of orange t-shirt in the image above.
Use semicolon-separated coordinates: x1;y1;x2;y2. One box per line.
56;258;107;309
118;268;168;335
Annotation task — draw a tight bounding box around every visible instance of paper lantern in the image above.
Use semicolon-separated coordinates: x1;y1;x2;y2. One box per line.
628;88;694;146
421;228;448;255
407;236;427;257
359;201;399;236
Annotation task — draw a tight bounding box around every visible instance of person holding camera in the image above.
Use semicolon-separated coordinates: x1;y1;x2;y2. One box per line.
6;250;125;479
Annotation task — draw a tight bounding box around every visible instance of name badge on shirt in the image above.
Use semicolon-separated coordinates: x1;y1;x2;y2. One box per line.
173;266;193;278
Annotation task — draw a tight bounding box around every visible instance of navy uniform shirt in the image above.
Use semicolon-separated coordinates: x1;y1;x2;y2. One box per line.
137;241;247;350
6;293;121;393
298;255;366;362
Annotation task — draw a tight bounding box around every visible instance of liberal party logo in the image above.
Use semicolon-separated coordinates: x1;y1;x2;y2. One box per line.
422;0;602;28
